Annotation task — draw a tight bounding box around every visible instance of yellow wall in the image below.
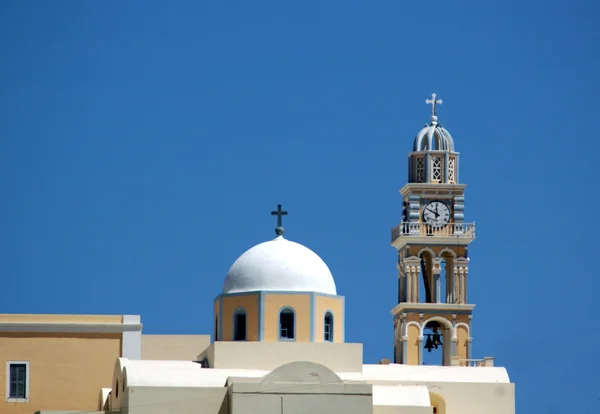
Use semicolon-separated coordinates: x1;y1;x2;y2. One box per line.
314;296;343;343
220;294;259;341
456;325;469;360
263;294;310;342
408;245;466;257
406;323;420;365
0;332;121;414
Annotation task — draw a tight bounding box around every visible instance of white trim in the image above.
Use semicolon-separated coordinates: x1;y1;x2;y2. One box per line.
438;248;457;258
6;361;30;403
0;321;142;334
390;302;475;316
403;321;421;337
454;322;470;337
420;316;455;339
122;315;142;359
416;247;436;258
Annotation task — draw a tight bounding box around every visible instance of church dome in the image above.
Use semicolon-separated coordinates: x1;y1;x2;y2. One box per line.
222;236;337;295
413;116;455;152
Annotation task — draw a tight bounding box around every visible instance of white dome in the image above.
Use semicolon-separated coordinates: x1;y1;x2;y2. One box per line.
223;236;337;295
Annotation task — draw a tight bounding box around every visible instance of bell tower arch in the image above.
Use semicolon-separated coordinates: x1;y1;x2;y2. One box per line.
391;94;477;366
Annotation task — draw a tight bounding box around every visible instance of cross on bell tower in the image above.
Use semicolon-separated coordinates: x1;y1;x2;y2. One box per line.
389;94;489;367
425;93;443;117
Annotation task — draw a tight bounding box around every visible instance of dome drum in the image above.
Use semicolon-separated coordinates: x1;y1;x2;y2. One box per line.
214;291;345;344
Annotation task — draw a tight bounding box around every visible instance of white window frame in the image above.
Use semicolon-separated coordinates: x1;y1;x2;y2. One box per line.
6;361;30;403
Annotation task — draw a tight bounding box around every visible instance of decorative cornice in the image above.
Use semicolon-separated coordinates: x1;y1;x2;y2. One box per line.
400;183;467;198
390;302;475;316
0;322;142;334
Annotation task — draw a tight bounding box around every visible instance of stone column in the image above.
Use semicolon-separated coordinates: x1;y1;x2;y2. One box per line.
464;267;469;304
431;257;442;303
418;313;424;365
454;258;469;304
398;261;407;303
451;314;457;357
403;257;421;303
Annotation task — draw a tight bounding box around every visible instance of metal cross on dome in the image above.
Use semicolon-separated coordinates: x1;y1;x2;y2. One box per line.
271;204;288;236
425;93;443;116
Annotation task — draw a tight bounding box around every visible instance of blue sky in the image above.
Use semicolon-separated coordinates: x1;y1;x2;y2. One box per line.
1;1;598;412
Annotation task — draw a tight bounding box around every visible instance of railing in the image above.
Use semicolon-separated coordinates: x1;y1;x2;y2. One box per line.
391;222;475;242
450;357;494;367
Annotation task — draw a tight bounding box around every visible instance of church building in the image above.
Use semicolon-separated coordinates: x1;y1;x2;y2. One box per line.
1;95;515;414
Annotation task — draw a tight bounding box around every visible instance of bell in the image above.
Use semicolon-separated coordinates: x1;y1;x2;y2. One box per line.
432;328;443;348
424;334;434;352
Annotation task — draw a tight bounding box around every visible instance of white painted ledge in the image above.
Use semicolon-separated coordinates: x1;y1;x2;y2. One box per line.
0;321;142;333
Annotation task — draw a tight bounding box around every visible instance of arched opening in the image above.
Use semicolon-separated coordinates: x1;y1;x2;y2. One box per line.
418;249;456;305
233;308;247;341
422;317;453;366
419;250;433;303
324;312;334;342
440;251;455;304
279;307;295;340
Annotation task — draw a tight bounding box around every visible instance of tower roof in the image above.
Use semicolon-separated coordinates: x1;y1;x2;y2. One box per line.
412;93;455;152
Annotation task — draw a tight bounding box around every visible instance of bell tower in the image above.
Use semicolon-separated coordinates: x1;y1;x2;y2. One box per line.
391;94;478;366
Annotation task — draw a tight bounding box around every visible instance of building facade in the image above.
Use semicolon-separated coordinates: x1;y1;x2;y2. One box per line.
1;94;514;414
0;314;141;414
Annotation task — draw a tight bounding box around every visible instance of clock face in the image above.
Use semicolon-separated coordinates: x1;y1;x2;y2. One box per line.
423;201;451;228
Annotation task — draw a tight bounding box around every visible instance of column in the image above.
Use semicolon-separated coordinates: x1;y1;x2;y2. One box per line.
452;266;458;304
431;257;442;303
398;262;406;303
464;268;468;303
460;267;466;304
401;314;408;363
413;266;420;303
451;314;457;358
403;257;422;303
445;260;452;303
444;152;449;183
405;266;412;302
418;313;424;365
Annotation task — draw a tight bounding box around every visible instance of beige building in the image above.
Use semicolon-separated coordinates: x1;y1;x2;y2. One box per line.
1;94;515;414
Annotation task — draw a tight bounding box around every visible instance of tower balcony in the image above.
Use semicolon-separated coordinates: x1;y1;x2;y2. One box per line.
451;356;495;367
391;222;475;248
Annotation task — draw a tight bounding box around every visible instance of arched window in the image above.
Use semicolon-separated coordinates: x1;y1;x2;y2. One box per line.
214;316;219;341
233;308;247;341
324;312;334;342
279;308;295;340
